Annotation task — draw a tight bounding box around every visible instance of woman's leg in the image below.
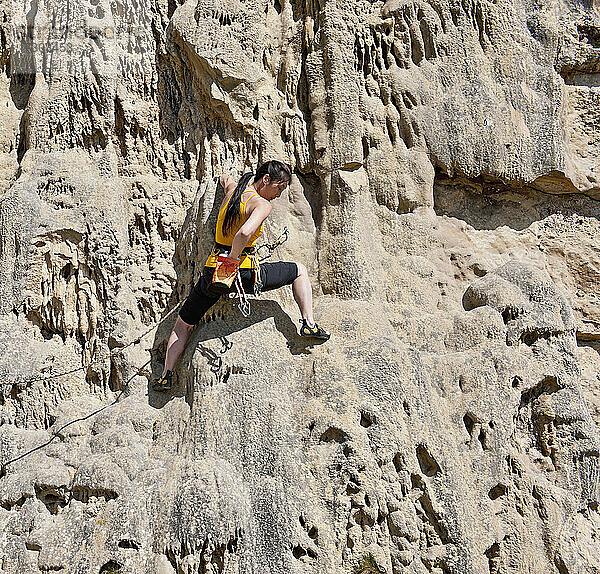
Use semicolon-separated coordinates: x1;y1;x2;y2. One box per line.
239;261;329;339
159;268;220;379
161;316;195;377
254;262;316;326
292;262;316;327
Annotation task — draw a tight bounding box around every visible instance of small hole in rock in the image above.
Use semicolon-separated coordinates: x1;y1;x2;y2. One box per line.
485;542;501;571
320;427;348;443
360;411;373;428
416;444;441;477
292;545;306;559
392;452;404;473
478;428;488;450
411;473;423;489
60;263;73;279
118;539;140;550
488;484;507;500
463;413;476;437
362;136;370;159
521;330;540;346
346;482;360;495
99;561;122;574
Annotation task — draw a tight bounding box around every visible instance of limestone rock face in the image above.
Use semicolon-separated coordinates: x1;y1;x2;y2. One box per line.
1;0;599;573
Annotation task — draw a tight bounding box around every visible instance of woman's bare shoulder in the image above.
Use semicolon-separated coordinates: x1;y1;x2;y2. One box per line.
245;193;272;215
218;186;237;210
245;191;269;206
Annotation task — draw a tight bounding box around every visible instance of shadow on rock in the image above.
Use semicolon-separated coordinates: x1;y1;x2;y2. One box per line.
148;298;325;408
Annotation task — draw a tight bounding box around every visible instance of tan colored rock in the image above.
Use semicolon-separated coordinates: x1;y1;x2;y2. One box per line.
0;0;599;572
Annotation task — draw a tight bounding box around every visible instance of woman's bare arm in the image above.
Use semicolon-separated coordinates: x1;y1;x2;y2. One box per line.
219;174;237;195
229;198;272;259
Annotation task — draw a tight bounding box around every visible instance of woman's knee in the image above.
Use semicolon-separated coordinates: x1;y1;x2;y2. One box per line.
175;315;195;332
295;262;308;279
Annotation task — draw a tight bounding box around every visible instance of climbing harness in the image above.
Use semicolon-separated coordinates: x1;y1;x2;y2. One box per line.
227;227;289;316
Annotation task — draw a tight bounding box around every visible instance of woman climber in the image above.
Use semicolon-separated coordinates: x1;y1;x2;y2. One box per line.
153;160;330;391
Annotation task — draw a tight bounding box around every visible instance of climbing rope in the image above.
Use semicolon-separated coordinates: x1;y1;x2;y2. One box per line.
0;358;152;474
0;334;234;474
0;225;290;470
3;228;289;387
2;306;181;389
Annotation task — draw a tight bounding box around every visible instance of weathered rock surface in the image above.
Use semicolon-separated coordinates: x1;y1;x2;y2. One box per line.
0;0;599;573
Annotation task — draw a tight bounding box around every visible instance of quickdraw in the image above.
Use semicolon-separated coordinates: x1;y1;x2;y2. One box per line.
233;271;251;317
256;227;289;262
229;227;289;314
252;255;263;296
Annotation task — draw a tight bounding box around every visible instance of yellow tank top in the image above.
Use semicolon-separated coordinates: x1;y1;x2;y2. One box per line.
205;189;264;269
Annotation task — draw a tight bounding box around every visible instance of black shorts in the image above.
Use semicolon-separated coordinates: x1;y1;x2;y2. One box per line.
179;262;299;325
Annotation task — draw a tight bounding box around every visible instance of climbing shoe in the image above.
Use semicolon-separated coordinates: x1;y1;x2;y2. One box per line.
153;370;173;392
299;319;330;341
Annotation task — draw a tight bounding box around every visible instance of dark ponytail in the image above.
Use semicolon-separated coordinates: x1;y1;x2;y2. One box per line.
222;160;292;237
222;172;254;237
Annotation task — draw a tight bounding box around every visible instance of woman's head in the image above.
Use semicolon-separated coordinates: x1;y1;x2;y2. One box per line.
221;160;292;236
253;160;292;200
